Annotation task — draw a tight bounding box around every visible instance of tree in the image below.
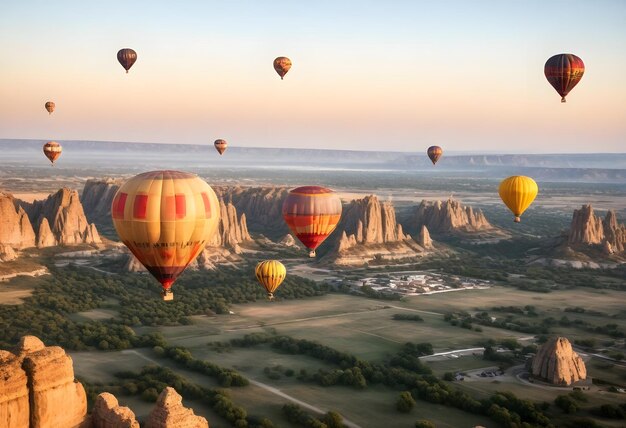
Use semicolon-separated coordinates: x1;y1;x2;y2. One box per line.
415;421;436;428
443;372;454;381
323;411;345;428
555;395;579;414
396;391;416;413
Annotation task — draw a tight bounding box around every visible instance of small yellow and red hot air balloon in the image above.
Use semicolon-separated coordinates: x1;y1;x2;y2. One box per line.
282;186;342;257
544;54;584;103
45;101;55;115
273;57;292;80
117;48;137;73
427;146;443;165
255;260;286;300
214;139;228;155
498;176;538;223
111;170;220;300
43;141;62;165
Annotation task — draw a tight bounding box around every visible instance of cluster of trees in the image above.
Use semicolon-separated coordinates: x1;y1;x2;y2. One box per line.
554;390;588;414
396;391;416;413
282;404;346;428
392;313;424;322
158;345;249;387
590;403;626;419
446;310;549;335
491;305;539;317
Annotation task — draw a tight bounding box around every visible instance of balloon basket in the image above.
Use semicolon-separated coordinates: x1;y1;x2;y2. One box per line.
514;217;521;223
308;250;316;258
162;290;174;301
267;293;275;301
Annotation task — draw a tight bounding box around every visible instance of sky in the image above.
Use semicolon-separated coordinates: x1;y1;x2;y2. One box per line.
0;0;625;153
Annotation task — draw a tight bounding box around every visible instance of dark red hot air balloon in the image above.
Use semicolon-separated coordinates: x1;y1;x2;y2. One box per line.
427;146;443;165
544;54;584;103
117;48;137;73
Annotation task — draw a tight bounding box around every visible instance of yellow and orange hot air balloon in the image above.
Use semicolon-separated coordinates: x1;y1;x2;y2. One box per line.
273;57;292;80
43;141;62;165
45;101;55;115
111;170;220;300
255;260;286;300
427;146;443;165
498;176;538;223
214;139;228;155
282;186;342;257
544;54;584;103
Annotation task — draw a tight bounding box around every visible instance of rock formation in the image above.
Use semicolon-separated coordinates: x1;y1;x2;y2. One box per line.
144;387;208;428
80;179;122;224
0;350;30;428
208;200;251;253
0;244;18;262
418;225;433;249
408;198;495;235
568;205;625;253
90;393;139;428
531;337;587;385
0;192;36;249
22;188;101;247
327;195;433;266
279;234;298;247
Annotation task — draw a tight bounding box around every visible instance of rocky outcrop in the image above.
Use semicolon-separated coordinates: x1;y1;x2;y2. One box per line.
80;179;121;224
90;393;139;428
0;244;18;262
418;225;433;249
568;205;625;253
327;195;433;266
22;188;101;247
144;387;208;428
408;198;495;235
279;234;298;247
0;350;29;428
35;218;56;248
208;200;251;253
531;337;587;385
0;192;36;249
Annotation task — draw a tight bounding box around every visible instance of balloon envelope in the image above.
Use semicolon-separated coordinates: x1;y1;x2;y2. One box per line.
282;186;342;257
111;170;220;299
43;141;62;165
273;57;292;79
544;54;584;102
427;146;443;165
255;260;286;300
498;176;538;223
214;139;228;155
117;48;137;73
45;101;55;115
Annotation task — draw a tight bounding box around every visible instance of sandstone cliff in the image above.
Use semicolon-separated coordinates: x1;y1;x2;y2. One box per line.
531;337;587;385
0;192;36;249
208;200;251;253
21;188;101;247
568;205;625;253
326;195;433;266
408;198;496;235
0;349;29;428
144;387;208;428
90;393;139;428
80;179;122;224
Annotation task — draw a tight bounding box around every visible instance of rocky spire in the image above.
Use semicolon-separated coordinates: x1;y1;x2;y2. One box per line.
144;387;209;428
409;198;493;234
531;337;587;385
568;205;625;253
0;192;36;249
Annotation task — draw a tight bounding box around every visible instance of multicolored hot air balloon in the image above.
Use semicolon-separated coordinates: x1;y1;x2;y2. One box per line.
117;48;137;74
544;54;584;103
273;57;292;80
255;260;286;300
214;139;228;155
43;141;62;165
427;146;443;165
282;186;342;257
45;101;55;115
498;176;538;223
111;170;220;300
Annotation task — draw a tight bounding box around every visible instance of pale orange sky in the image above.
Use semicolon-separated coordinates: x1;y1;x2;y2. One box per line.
1;1;625;152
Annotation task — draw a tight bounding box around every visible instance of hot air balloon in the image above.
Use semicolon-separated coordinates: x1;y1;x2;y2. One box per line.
544;54;584;102
498;176;538;223
255;260;286;300
111;170;220;300
214;139;228;155
45;101;55;115
43;141;62;165
273;57;292;80
117;48;137;73
427;146;443;165
282;186;342;257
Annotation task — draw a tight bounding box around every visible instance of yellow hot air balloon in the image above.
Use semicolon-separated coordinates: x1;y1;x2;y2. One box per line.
255;260;286;300
111;170;220;300
498;176;538;223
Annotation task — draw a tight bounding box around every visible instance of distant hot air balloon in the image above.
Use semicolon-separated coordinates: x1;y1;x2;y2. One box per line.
214;139;228;155
117;48;137;73
273;57;292;80
427;146;443;165
282;186;342;257
498;176;538;223
255;260;286;300
45;101;55;115
544;54;584;103
43;141;62;165
111;170;220;300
